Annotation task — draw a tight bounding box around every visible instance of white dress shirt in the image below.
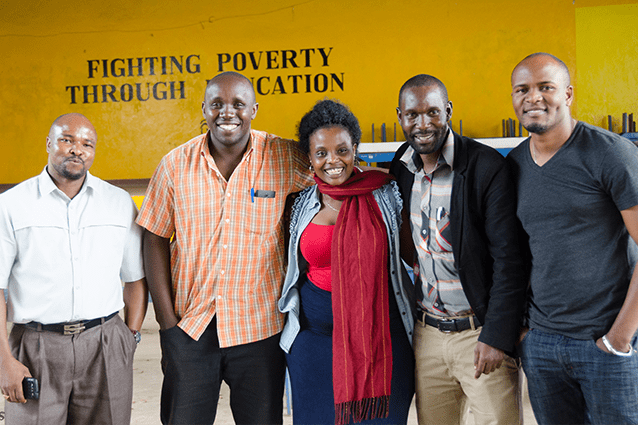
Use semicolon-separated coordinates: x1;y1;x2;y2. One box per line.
0;168;144;324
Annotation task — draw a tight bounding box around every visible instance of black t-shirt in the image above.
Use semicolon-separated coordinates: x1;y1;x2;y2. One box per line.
508;122;638;339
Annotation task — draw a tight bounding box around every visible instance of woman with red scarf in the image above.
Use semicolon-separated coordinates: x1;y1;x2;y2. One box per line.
279;100;415;424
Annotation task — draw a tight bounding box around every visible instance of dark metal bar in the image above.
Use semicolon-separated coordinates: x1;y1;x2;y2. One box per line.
608;115;613;132
381;123;386;143
371;124;375;143
460;120;463;137
623;113;628;133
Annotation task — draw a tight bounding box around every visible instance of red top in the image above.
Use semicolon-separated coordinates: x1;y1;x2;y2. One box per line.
300;222;334;291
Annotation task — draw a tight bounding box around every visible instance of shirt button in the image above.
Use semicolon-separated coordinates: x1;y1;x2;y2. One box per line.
221;270;225;275
225;219;230;223
223;245;227;249
218;295;222;300
226;193;231;198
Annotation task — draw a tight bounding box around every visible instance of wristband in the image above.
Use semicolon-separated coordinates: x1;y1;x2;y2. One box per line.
602;335;633;357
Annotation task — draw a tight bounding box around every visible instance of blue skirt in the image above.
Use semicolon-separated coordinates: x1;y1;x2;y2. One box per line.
285;278;414;425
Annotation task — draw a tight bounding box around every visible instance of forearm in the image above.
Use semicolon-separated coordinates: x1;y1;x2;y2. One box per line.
605;264;638;349
123;278;148;331
0;292;14;365
603;206;638;351
0;291;30;402
143;230;179;330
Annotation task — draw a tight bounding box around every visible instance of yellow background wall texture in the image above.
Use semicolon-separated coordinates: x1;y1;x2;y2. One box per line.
1;0;636;183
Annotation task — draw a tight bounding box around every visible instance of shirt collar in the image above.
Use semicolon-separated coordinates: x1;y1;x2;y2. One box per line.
400;129;455;173
38;166;95;198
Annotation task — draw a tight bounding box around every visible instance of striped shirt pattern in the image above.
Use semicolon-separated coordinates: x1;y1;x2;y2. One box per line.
400;131;472;317
137;130;313;346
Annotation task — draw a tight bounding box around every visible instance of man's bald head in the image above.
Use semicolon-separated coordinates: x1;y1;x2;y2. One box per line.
512;52;571;86
49;113;97;141
205;72;256;104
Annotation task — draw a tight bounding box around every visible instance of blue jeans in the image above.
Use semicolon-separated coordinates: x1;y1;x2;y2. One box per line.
519;328;638;425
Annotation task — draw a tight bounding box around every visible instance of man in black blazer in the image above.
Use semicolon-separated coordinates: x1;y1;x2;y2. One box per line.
390;74;527;425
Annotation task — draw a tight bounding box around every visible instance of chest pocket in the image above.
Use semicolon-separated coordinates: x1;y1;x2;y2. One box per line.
12;212;65;232
12;213;67;261
432;212;453;253
246;190;279;234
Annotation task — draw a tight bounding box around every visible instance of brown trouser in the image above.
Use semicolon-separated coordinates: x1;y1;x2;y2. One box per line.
6;314;136;425
414;323;521;425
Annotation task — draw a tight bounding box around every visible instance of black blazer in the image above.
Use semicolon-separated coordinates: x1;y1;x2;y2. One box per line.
389;132;528;354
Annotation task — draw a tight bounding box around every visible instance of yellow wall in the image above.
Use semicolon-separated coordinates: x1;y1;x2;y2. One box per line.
1;0;636;183
576;2;638;132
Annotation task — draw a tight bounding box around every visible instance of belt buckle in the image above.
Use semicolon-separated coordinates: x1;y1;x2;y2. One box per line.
437;319;457;333
63;322;85;335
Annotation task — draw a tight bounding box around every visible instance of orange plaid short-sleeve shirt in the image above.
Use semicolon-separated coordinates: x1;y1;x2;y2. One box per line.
137;129;313;346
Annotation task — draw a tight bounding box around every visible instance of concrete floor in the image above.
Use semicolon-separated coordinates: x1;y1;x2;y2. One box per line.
130;309;536;425
1;309;538;424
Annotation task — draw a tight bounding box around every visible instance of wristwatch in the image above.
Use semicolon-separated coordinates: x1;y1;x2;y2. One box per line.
131;329;142;344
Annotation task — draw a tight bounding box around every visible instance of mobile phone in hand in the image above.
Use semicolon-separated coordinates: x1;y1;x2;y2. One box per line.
22;377;39;400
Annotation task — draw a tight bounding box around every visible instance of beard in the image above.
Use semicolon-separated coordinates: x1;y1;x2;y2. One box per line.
523;122;548;135
54;159;86;180
406;128;448;155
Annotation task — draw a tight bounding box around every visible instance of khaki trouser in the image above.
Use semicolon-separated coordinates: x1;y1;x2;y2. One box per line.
6;315;136;425
414;322;521;425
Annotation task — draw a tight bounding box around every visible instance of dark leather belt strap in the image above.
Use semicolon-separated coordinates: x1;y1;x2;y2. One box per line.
21;311;118;335
419;311;481;333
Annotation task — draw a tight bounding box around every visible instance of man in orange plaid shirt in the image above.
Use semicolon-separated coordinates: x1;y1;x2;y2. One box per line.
137;72;313;424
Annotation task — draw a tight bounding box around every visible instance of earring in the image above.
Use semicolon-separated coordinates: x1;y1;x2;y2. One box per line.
309;165;314;172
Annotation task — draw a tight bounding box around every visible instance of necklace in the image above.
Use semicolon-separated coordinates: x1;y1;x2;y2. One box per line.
531;143;539;165
323;196;341;213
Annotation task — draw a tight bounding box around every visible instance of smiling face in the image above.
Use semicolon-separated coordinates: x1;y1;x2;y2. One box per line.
46;114;96;182
202;74;258;150
397;84;452;157
511;55;573;135
308;126;357;186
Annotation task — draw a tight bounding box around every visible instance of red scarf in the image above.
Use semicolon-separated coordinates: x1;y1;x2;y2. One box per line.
314;169;395;425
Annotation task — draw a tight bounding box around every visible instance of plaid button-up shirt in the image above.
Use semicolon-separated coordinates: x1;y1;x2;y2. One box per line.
401;130;472;317
137;130;313;346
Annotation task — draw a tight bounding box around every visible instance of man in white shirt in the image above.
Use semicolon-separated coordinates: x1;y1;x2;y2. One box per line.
0;113;147;425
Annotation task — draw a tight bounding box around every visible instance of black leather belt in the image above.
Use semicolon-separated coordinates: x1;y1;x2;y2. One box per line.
420;311;481;333
21;312;118;335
